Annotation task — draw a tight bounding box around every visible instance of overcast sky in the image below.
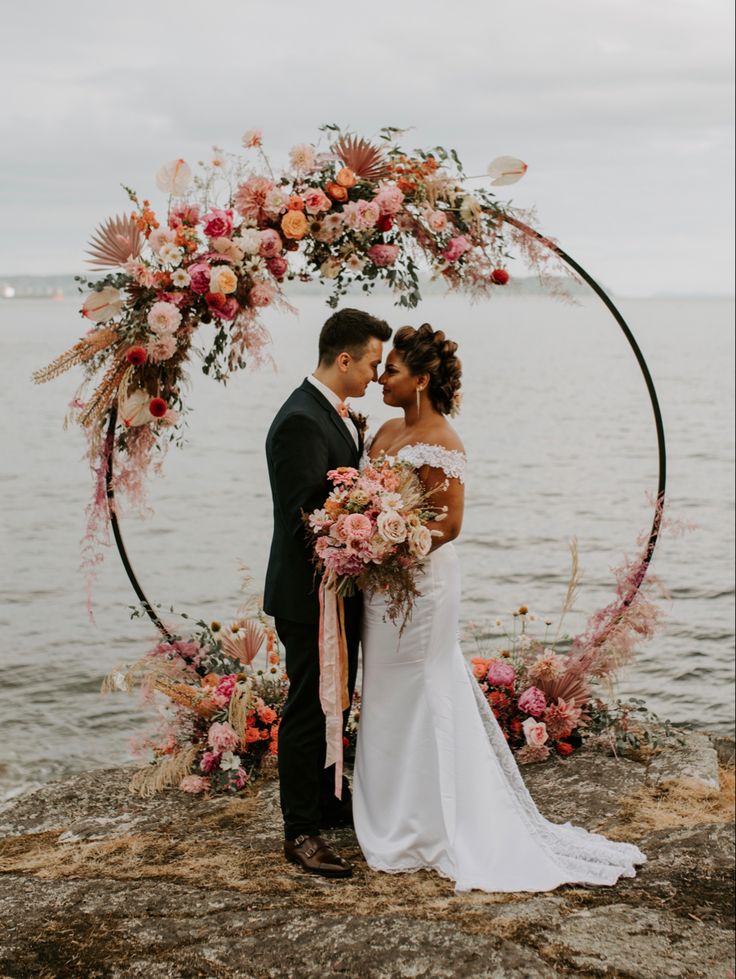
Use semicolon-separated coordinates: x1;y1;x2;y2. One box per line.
2;0;733;295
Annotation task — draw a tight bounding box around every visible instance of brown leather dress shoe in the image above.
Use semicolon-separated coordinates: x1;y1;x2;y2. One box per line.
284;834;353;878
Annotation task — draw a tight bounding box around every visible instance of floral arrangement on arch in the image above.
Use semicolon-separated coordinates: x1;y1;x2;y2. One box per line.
106;606;288;796
32;125;561;592
466;543;667;763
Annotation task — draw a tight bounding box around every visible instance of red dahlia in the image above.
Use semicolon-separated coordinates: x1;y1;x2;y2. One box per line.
149;397;168;418
125;346;147;366
491;268;510;285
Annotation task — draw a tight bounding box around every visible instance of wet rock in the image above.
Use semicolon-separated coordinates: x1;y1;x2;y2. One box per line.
0;733;732;979
647;731;721;789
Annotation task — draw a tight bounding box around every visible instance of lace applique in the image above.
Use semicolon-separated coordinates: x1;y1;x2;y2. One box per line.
361;437;466;483
396;443;466;483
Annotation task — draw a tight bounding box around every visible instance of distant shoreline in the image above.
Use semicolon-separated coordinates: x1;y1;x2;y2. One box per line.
0;273;733;302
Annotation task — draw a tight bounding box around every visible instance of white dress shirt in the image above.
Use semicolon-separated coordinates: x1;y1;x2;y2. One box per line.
307;375;360;448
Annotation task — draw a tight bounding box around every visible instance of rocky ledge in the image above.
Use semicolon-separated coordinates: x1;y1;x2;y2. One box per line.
0;732;733;979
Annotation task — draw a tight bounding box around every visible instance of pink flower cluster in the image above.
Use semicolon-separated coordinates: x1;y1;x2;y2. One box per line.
307;460;438;589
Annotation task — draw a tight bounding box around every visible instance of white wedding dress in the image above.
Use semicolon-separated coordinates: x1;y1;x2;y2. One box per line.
353;442;645;893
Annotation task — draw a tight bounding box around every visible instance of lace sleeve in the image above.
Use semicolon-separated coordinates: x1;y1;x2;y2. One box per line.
397;443;466;483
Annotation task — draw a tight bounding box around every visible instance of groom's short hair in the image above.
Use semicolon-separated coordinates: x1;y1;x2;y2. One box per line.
318;308;392;365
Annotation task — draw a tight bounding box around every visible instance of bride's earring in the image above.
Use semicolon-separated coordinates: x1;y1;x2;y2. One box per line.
416;386;422;411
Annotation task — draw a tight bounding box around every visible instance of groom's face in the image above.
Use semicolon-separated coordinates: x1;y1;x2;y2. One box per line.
345;337;384;398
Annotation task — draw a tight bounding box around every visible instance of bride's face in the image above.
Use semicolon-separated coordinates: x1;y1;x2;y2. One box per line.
379;349;421;407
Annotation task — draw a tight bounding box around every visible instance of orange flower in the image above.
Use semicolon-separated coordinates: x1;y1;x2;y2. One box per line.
335;168;357;188
288;195;305;211
201;673;219;689
281;210;308;240
324;181;348;203
396;177;416;195
268;651;280;665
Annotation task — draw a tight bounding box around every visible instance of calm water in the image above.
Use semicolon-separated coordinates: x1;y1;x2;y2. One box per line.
1;293;734;800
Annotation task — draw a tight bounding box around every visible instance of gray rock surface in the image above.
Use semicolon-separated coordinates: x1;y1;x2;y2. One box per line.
0;733;733;979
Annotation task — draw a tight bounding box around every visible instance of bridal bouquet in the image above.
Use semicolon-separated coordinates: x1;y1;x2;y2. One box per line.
306;459;445;625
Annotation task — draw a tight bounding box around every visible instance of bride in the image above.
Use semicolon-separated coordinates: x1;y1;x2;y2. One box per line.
353;323;645;892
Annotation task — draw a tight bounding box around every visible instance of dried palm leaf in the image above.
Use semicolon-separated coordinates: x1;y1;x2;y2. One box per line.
334;134;390;182
32;327;118;384
128;743;201;798
86;214;142;270
537;670;591;709
221;621;265;666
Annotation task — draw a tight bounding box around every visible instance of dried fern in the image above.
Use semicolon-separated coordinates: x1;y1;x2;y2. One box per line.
32;328;119;384
128;744;201;798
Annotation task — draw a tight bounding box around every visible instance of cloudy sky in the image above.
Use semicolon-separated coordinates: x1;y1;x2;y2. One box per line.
2;0;733;295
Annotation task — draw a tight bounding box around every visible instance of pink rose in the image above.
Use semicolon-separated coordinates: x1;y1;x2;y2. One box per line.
258;229;283;258
205;293;240;320
522;717;549;748
303;189;332;215
214;674;239;704
266;255;289;279
187;261;211;294
427;209;448;233
367;244;400;267
199;751;220;773
207;721;239;753
343;513;373;542
202;208;234;239
357;199;380;228
249;281;275;307
486;659;516;688
374;183;405;215
518;686;547;718
443;235;471;262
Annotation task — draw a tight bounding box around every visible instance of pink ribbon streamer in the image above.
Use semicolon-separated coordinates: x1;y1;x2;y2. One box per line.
318;577;349;797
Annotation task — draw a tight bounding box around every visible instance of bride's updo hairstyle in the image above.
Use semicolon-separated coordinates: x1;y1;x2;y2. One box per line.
393;323;462;415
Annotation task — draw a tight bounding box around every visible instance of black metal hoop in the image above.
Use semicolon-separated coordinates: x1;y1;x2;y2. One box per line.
104;406;173;639
105;221;666;630
503;217;666;602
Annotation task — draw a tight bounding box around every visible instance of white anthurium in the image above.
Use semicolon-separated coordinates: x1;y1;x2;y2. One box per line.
219;751;242;771
486;156;528;186
81;286;123;322
119;388;153;428
155;158;193;196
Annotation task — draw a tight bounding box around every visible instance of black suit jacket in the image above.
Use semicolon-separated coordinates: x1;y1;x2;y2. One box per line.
264;379;362;624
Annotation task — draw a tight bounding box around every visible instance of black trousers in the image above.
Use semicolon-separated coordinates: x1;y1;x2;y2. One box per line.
275;596;361;840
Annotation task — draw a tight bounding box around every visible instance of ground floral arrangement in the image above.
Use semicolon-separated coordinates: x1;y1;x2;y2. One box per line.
32;125;562;599
108;541;671;797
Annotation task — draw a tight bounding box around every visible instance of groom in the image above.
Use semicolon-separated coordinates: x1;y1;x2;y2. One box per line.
264;307;391;878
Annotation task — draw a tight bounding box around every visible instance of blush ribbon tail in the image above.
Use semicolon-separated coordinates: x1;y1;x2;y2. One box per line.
319;576;350;797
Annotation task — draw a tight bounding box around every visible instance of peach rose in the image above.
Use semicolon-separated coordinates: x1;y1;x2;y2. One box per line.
522;718;549;748
376;509;407;544
281;210;309;240
335;168;357;188
408;525;432;558
325;181;348;203
209;265;238;294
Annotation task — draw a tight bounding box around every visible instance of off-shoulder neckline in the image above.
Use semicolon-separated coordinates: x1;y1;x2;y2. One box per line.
367;438;466;461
